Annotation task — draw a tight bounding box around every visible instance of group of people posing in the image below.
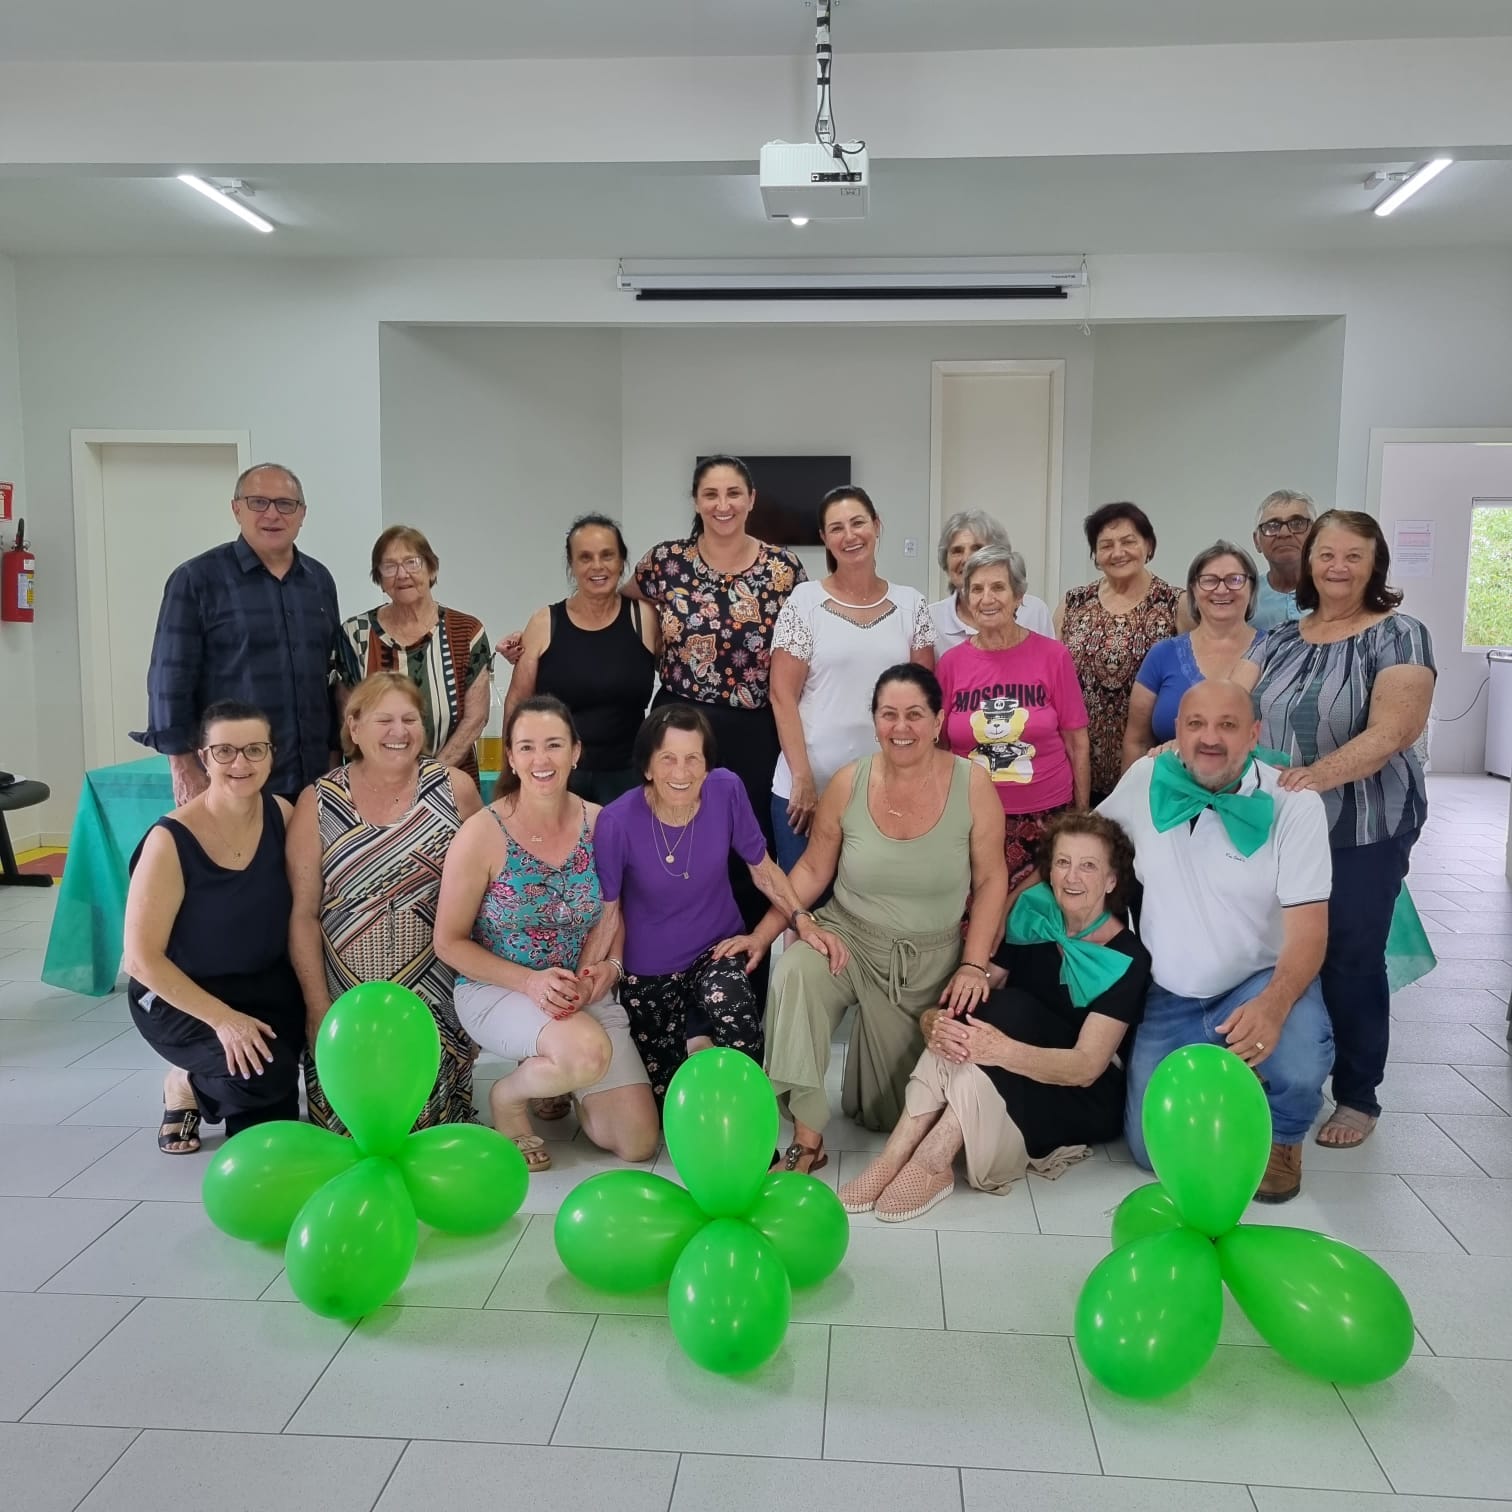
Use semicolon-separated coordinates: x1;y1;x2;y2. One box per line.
124;459;1434;1216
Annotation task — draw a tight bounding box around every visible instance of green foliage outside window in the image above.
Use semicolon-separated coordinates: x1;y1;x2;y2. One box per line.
1464;502;1512;649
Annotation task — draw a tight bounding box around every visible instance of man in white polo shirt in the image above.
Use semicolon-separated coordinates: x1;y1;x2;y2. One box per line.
1100;679;1333;1203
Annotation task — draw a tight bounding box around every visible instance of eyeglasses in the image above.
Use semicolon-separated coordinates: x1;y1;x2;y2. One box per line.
202;742;274;764
1195;573;1251;592
238;495;303;516
1257;516;1312;538
379;556;425;579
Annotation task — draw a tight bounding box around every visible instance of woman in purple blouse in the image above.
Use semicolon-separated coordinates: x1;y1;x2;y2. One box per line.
595;705;824;1104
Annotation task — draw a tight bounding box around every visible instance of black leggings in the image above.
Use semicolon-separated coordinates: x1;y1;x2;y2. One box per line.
129;964;304;1134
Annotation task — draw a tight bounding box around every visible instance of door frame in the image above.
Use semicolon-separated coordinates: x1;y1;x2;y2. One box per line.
928;359;1065;603
71;429;252;770
1364;426;1512;521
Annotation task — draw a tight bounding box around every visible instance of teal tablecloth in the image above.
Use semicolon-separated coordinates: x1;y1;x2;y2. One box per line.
42;755;172;997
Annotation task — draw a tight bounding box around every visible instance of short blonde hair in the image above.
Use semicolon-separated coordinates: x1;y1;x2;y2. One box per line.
370;525;439;588
342;671;425;759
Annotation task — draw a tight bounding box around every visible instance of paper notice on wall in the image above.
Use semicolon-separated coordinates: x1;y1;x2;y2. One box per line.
1392;519;1434;578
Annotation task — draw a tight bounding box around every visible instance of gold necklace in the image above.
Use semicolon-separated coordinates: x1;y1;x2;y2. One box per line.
879;758;939;820
650;796;698;877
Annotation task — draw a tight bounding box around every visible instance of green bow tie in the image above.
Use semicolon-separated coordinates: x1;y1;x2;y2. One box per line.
1148;750;1275;858
1004;883;1133;1008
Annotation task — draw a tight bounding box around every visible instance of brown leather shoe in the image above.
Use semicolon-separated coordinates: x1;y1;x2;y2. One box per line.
1255;1142;1302;1204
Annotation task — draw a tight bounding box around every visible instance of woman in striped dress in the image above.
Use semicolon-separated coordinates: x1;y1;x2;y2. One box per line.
288;671;484;1130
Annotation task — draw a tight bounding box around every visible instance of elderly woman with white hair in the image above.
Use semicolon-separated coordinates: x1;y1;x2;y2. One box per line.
936;545;1089;905
930;509;1056;656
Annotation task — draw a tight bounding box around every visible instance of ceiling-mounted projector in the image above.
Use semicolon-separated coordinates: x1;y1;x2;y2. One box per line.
760;0;867;223
760;141;869;221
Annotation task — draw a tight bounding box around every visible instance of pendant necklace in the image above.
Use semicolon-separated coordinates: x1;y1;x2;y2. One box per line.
652;799;697;878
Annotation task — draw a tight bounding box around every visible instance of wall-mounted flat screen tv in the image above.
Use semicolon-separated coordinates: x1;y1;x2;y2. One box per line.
696;454;852;548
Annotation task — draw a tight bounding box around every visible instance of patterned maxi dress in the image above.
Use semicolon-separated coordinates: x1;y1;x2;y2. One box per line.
1060;578;1180;802
303;758;477;1130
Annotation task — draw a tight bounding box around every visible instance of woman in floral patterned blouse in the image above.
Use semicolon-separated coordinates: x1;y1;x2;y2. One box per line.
632;456;806;930
1055;502;1179;805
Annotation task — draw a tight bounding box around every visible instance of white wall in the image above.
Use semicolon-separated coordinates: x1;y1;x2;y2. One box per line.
14;258;385;833
1375;440;1512;774
619;324;1094;600
14;246;1512;828
378;324;622;640
0;254;38;840
1088;319;1345;590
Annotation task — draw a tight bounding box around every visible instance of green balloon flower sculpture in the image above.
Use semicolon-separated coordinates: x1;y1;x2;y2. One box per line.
1076;1043;1415;1398
554;1049;849;1374
202;983;528;1319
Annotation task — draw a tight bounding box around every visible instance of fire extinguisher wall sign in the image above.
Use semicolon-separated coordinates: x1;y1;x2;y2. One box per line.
2;517;35;623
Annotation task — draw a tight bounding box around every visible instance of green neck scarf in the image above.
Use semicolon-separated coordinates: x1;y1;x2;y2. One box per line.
1004;883;1132;1008
1148;750;1275;857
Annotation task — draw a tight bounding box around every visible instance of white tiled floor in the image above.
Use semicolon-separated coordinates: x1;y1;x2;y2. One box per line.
1;774;1509;1509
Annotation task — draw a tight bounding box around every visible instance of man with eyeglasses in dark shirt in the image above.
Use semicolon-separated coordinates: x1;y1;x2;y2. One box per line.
1250;489;1315;632
133;462;341;803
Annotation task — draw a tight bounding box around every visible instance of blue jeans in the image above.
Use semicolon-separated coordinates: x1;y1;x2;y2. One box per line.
1323;830;1418;1119
1124;968;1334;1165
771;792;810;873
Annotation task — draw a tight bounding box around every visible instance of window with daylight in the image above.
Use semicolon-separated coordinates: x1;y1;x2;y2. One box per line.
1463;498;1512;649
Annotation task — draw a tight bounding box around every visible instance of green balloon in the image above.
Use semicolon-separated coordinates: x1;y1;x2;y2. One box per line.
1218;1225;1415;1385
668;1218;791;1375
393;1124;528;1236
1110;1180;1183;1250
554;1171;708;1293
284;1157;419;1319
202;1120;359;1245
746;1172;850;1289
1141;1043;1271;1237
662;1049;779;1218
315;982;442;1156
1075;1227;1224;1399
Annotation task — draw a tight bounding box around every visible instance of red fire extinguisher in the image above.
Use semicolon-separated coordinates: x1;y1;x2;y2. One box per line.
2;519;35;624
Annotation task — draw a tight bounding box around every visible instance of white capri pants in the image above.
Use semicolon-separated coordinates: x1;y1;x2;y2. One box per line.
454;981;650;1096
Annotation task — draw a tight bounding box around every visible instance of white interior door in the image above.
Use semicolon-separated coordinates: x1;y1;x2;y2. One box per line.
929;361;1064;606
98;443;242;765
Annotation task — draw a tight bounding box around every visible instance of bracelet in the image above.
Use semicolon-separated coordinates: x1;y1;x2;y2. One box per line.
790;908;816;930
605;957;625;984
961;961;990;977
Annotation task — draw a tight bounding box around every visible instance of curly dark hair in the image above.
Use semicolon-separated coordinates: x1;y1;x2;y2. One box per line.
1036;810;1139;922
1083;501;1157;560
1295;509;1403;614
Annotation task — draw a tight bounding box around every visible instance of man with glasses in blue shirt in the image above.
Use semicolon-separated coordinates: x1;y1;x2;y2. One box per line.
134;463;341;802
1251;489;1315;632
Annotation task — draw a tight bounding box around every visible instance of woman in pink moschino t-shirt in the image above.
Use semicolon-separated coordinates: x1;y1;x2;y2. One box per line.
935;546;1090;905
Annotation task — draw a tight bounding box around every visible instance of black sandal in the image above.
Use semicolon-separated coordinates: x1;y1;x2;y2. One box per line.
158;1106;201;1154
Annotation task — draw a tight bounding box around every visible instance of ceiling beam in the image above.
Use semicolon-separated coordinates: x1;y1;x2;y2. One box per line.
3;38;1511;165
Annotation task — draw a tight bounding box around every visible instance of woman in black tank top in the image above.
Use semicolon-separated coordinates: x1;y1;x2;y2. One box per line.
123;701;304;1154
504;514;657;804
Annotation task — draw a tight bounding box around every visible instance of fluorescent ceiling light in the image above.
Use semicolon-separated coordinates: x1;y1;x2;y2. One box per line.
789;217;810;228
177;174;274;233
1372;158;1452;217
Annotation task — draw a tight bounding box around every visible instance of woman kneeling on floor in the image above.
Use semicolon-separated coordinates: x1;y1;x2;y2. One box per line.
123;701;303;1154
757;664;1009;1174
838;811;1151;1221
595;703;812;1105
434;695;659;1172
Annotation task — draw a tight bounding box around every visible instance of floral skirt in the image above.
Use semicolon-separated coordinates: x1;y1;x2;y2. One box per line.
620;943;762;1105
1002;804;1070;890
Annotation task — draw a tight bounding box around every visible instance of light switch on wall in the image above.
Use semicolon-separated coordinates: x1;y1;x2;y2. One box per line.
902;537;918;557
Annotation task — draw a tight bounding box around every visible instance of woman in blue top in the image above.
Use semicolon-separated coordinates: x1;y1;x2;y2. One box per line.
435;695;657;1173
1121;541;1262;770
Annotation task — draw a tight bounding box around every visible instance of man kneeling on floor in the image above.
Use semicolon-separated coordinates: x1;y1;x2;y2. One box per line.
1100;680;1332;1203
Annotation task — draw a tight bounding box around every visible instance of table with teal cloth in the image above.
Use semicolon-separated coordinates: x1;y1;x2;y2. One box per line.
43;755;173;997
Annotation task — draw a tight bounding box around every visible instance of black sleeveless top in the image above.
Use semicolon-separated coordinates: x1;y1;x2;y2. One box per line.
128;792;292;980
536;596;657;772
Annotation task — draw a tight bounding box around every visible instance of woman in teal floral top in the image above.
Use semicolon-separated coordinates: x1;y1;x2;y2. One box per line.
435;695;656;1173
